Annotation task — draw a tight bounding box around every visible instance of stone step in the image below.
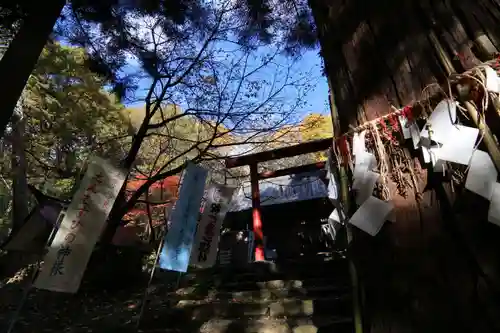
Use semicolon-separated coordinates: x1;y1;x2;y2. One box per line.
163;295;352;318
214;277;349;292
139;316;353;333
170;283;351;301
179;271;350;289
172;294;350;306
181;258;349;283
153;259;351;295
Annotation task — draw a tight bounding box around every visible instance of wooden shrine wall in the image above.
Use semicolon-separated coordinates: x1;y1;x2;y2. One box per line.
312;0;500;126
310;0;500;332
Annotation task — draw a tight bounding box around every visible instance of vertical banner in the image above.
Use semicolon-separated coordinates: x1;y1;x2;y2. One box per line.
34;157;126;293
159;162;208;272
326;148;339;201
190;183;235;268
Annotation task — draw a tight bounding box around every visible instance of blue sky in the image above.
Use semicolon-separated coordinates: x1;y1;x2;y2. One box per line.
55;5;330;120
126;48;329;119
298;50;329;115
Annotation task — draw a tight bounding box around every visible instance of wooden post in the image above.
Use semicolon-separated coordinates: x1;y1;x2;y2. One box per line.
428;26;500;307
328;78;364;333
249;163;265;261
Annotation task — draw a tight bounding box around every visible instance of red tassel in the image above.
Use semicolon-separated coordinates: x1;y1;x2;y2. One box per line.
495;53;500;68
389;114;400;132
380;118;388;132
403;105;413;122
380;118;395;141
338;135;350;166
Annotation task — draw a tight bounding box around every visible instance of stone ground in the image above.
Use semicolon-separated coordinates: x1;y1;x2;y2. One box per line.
0;253;354;333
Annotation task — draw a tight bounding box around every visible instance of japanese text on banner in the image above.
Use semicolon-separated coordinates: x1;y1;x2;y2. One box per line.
159;162;208;272
34;157;126;293
190;183;235;268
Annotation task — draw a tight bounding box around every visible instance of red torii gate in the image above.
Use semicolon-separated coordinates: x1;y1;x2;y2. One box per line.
225;138;333;261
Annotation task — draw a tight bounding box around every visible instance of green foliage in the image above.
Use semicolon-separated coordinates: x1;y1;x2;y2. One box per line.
299;113;332;160
300;113;332;140
254;113;332;172
2;42;128;200
0;1;318;242
123;103;232;175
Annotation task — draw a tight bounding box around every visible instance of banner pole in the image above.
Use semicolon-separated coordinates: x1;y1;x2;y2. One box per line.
136;171;184;330
327;77;363;333
175;271;183;290
135;230;166;330
6;222;58;333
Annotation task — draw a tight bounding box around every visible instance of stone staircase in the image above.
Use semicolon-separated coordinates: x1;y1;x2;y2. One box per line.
140;254;354;333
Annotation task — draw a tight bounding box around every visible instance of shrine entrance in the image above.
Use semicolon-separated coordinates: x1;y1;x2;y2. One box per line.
224;176;337;262
225;138;333;261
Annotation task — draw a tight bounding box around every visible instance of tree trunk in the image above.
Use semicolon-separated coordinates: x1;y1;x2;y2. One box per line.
10;114;29;233
0;1;64;138
99;120;151;245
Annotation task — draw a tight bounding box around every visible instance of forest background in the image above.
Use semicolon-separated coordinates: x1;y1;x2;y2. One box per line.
0;0;333;247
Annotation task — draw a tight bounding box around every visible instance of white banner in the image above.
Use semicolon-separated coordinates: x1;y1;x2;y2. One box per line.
34;157;126;293
190;183;234;268
326;148;339;201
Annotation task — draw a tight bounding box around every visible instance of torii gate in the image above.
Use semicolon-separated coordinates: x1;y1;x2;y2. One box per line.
225;137;333;261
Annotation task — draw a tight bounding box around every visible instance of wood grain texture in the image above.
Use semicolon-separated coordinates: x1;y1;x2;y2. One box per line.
311;0;500;331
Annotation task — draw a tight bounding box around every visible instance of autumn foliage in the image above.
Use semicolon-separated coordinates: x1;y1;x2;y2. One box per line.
124;174;180;225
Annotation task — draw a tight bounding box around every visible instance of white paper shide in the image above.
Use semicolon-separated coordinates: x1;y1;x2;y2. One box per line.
326;149;339;201
416;99;478;170
355;170;379;205
352;130;367;156
348;140;394;235
398;115;412;139
488;183;500;227
420;99;457;145
466;150;497;200
485;66;500;93
435;125;478;166
352;152;376;190
350;196;394;236
34;157;126;293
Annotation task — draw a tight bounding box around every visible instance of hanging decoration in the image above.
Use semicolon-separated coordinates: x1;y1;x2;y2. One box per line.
326;148;339;202
325;55;500;152
341;123;394;236
465;150;497;200
387;137;413;198
338;135;352;168
370;122;391;201
327;55;500;236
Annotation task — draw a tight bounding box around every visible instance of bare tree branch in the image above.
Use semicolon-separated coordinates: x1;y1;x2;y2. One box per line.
97;2;318;241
